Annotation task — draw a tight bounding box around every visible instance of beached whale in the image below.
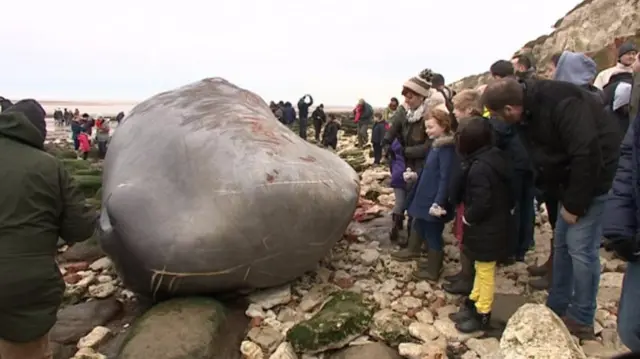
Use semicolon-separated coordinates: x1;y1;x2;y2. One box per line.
98;78;359;298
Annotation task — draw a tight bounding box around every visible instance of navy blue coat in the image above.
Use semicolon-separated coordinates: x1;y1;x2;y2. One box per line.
407;135;457;222
603;113;640;240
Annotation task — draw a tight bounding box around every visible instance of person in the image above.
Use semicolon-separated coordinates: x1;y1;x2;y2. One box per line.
353;99;373;147
383;97;402;124
385;69;433;253
631;52;640;121
77;128;91;160
609;82;632;139
297;94;314;140
115;111;125;124
0;99;96;359
63;108;71;126
321;115;341;150
602;53;640;352
70;117;83;151
448;117;513;333
430;73;455;113
481;77;620;339
489;60;515;80
511;54;537;80
274;101;284;123
594;42;637;90
282;102;296;127
53;108;63;126
0;97;13;112
403;108;457;281
371;112;388;165
311;104;327;142
96;120;110;159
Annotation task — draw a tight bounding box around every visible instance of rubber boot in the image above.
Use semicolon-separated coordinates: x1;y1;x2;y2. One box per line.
456;311;491;333
389;214;404;243
443;253;474;295
398;216;412;247
530;239;554;290
413;250;443;281
391;225;423;262
449;297;476;323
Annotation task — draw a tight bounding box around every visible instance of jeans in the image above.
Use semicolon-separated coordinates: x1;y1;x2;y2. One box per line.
299;116;308;140
470;261;497;314
313;119;323;141
414;219;444;251
373;143;382;164
357;123;369;147
618;260;640;351
512;171;535;259
98;140;108;159
546;193;607;326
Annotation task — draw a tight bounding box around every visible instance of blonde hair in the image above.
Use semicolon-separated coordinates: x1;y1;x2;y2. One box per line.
425;108;452;133
452;89;483;116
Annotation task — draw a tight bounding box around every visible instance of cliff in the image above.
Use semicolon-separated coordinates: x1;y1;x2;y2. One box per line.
450;0;640;91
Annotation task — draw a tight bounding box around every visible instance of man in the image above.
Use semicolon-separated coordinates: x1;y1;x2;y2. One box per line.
594;42;637;90
355;98;373;147
602;52;640;351
0;99;96;359
489;60;515;80
511;54;537;80
482;78;620;339
311;104;326;142
297;94;314;140
430;73;454;113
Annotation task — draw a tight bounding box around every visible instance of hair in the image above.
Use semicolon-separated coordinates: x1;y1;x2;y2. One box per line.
425;108;452;133
512;54;532;69
390;97;399;104
489;60;514;78
481;78;524;111
374;112;382;119
550;52;562;66
456;117;494;157
452;90;483;116
432;74;445;87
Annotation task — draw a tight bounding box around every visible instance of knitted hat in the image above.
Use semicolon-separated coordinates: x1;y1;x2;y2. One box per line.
618;42;638;59
613;82;632;111
403;69;433;97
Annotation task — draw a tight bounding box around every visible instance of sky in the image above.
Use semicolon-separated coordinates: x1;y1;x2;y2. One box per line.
1;0;581;107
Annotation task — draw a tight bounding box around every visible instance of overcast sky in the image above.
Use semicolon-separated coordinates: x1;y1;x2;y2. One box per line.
1;0;579;107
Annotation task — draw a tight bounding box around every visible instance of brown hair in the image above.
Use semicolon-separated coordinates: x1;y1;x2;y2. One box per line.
452;90;483;116
456;117;494;157
481;78;524;112
425;108;452;133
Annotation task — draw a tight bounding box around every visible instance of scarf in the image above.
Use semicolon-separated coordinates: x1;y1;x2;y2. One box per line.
406;100;427;123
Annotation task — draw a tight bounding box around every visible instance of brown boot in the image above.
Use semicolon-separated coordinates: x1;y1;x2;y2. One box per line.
561;316;595;340
391;225;423;262
529;260;553;290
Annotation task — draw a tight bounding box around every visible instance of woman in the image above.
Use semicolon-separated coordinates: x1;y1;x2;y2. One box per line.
383;97;400;123
384;69;433;257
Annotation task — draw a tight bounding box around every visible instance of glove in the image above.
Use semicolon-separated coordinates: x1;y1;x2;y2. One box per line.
605;237;640;262
429;203;447;217
403;168;418;183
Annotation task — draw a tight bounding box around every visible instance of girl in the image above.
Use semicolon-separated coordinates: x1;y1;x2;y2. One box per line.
77;129;91;160
404;108;457;281
449;117;513;333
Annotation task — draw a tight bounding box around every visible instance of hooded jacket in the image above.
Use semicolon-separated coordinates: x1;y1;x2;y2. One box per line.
0;106;96;342
554;51;597;87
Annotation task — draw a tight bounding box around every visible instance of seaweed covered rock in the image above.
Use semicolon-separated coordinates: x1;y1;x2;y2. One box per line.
286;291;373;353
73;175;102;198
61;159;92;173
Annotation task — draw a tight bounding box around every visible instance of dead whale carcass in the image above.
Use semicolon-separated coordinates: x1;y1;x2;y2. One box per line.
98;78;359;298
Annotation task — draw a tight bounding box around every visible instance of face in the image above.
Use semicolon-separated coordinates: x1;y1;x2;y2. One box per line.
452;107;471;120
425;118;445;139
633;53;640;73
491;105;523;124
403;90;424;110
389;100;398;110
511;59;526;73
620;51;638;67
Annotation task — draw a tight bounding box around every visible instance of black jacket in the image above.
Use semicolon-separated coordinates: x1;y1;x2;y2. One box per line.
322;120;340;148
455;146;513;262
488;117;531;172
311;107;326;124
383;107;432;172
371;121;387;145
516;79;620;216
282;104;296;125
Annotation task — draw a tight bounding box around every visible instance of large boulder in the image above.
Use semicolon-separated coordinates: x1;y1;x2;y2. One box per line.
98;78;359;297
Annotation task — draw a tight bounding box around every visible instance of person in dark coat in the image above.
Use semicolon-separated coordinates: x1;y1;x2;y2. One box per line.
282;102;296;127
482;77;620;339
321;115;340;150
0;97;13;112
370;112;388;165
354;99;374;147
404;108;457;281
0;100;95;359
311;104;326;142
448;117;513;333
297;94;314;140
115;111;125;124
608;82;632;140
385;69;434;253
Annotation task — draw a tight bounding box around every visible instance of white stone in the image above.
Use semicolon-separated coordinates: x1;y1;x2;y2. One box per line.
89;257;113;271
250;285;293;310
88;282;116;298
77;326;111;349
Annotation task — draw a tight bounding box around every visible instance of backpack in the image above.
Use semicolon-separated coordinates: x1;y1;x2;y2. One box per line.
437;87;454;113
602;72;633;110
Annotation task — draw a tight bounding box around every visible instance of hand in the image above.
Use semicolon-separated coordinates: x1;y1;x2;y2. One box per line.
605;237;640;262
560;206;578;225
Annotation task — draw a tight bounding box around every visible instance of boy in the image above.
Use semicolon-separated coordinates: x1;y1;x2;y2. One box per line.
371;112;388;165
96;120;111;159
322;115;341;151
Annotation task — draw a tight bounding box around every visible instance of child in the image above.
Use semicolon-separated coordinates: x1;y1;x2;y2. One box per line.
322;115;341;151
444;89;485;295
403;108;457;281
371;113;388;165
449;117;512;333
77;130;91;160
96;120;111;159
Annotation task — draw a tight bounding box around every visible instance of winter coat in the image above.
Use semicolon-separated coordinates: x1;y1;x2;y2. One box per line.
71;120;83;139
357;102;374;125
322;120;340;148
516;79;620;217
297;96;314;119
456;146;513;262
631;73;640;121
603;112;640;240
383;106;431;173
312;107;326;124
594;63;634;90
406;135;457;222
78;132;91;153
0;111;95;342
282;105;296;125
389;139;407;188
371;120;387;145
488;117;531;173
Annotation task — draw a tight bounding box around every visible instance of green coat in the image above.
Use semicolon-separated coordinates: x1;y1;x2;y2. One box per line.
0;112;96;343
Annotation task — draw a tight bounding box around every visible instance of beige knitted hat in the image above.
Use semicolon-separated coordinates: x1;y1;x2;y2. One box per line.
403;68;434;97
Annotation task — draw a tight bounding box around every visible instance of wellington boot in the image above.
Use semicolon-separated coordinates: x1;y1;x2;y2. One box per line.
389;214;404;243
443;253;474;295
413;250;443;281
391;226;423;262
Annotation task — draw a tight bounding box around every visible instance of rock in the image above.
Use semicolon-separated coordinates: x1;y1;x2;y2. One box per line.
499;303;586;359
398;342;446;359
247;326;285;353
360;249;380;265
408;322;440;342
269;342;298;359
77;326;111;349
72;347;107;359
298;284;341;312
600;272;624;288
287;291;373;353
98;78;359;297
581;340;618;358
330;342;401;359
465;337;500;358
51;299;122;344
59;237;105;263
240;340;264;359
246;303;267;318
433;319;483;342
250;285;293;310
390;296;421;313
415;309;434;324
88;282;117;298
118;297;243;359
89;257;112;271
369;309;410;345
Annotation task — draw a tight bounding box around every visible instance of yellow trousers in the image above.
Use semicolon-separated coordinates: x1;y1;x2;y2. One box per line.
469;261;496;314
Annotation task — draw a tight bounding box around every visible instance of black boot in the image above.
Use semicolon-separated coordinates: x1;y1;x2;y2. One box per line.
391;225;423;262
443;253;474;295
389;214;404;242
449;297;476;323
456;311;491;333
413;250;443;281
398;216;412;247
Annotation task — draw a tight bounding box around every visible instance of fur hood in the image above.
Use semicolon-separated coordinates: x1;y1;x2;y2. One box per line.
432;134;454;147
